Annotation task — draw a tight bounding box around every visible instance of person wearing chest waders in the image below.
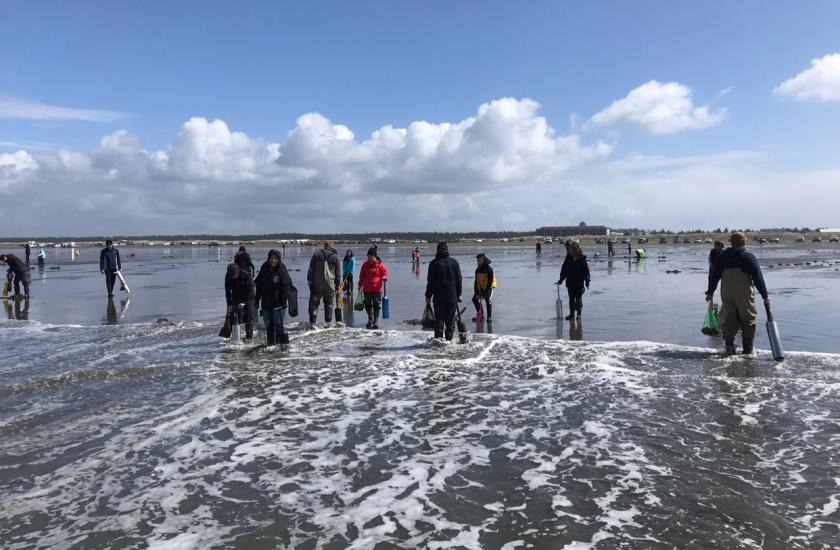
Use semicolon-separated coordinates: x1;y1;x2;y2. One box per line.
224;263;255;340
307;241;341;328
254;250;292;346
706;232;770;355
557;242;590;321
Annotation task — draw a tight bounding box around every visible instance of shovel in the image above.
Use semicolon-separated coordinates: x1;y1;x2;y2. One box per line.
334;288;343;323
555;283;563;320
456;306;469;344
765;302;784;361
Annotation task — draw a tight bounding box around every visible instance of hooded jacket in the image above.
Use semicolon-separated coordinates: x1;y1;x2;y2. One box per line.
234;249;256;278
307;244;340;292
558;255;591;289
225;264;255;306
255;250;293;309
425;243;462;304
707;246;768;299
343;255;356;275
358;257;389;294
474;260;495;294
2;254;27;274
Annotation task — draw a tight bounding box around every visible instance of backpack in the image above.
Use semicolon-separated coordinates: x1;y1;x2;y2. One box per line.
319;250;336;289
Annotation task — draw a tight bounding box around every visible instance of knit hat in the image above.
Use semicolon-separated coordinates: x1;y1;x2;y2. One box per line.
225;263;240;280
436;241;448;253
730;232;747;247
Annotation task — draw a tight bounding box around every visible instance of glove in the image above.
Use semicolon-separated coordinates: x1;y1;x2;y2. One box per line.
586;282;590;289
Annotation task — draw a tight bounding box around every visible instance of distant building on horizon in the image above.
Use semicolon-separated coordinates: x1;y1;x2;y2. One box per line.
536;221;610;237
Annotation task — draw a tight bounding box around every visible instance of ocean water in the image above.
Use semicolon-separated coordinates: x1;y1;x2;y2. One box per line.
2;243;839;548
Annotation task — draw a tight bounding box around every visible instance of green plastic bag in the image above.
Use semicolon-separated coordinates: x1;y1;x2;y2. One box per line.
701;302;720;336
354;291;365;312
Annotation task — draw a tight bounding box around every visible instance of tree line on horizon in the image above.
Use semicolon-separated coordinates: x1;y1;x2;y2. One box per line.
1;227;826;243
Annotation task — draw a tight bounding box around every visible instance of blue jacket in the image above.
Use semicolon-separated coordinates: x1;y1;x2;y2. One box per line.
343;256;356;275
707;246;768;299
100;247;121;271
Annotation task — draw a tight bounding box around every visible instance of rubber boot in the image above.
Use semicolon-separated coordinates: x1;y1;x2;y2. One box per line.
564;313;574;321
245;324;254;340
724;340;737;355
279;332;290;350
266;330;276;346
486;302;492;322
372;310;379;330
742;337;754;355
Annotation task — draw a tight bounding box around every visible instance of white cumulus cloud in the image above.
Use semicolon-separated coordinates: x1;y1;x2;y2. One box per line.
591;80;726;134
774;53;840;102
0;96;125;122
0;98;613;235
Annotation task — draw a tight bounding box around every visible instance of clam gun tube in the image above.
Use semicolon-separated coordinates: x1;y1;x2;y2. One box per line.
555;282;563;320
765;302;785;361
382;281;390;320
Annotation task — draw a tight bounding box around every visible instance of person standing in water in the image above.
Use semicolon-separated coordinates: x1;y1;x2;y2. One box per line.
307;240;340;327
254;249;292;346
1;253;30;297
472;253;495;322
225;263;255;340
425;242;463;341
706;232;770;355
536;241;542;257
607;240;615;256
708;240;724;273
557;242;590;321
99;239;122;297
24;243;31;264
342;250;356;300
358;247;388;329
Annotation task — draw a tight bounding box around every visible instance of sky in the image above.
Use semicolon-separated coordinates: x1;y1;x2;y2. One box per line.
1;1;839;236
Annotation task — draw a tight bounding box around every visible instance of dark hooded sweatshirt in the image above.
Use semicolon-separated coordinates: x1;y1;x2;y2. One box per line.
3;254;27;274
425;244;463;304
255;250;292;310
225;264;255;306
234;250;256;278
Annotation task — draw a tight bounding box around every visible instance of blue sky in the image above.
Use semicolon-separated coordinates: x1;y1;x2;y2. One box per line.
1;1;839;235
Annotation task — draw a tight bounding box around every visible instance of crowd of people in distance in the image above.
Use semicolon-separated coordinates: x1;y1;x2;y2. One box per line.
2;231;772;355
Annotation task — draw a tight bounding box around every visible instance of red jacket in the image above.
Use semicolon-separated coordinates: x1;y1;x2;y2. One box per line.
358;258;388;294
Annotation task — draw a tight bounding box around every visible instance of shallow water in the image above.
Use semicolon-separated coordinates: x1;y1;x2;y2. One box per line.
2;243;840;548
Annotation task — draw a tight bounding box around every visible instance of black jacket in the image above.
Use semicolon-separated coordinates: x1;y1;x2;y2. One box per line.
226;271;255;305
100;248;122;271
707;246;768;299
425;246;463;304
3;254;27;274
255;250;293;309
234;250;255;277
559;255;591;289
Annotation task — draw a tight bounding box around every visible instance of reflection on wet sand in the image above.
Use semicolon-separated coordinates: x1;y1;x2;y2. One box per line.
3;296;29;320
104;297;131;325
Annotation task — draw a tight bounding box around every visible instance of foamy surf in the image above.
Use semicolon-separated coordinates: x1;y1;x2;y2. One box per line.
1;322;839;548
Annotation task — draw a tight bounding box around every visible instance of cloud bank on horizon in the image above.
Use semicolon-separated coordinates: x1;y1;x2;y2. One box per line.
2;54;840;236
